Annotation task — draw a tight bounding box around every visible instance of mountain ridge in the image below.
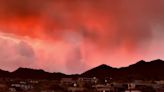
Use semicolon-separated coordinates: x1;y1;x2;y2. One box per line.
0;59;163;81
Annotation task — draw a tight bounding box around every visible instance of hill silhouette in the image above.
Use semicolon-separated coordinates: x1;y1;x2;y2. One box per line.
82;59;164;81
0;59;163;81
81;64;117;79
12;67;52;79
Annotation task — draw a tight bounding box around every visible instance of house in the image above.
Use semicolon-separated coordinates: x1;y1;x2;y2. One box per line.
29;80;39;84
10;82;33;91
61;78;75;84
60;78;76;87
155;80;164;85
93;84;114;92
78;77;95;83
9;87;16;92
8;87;23;92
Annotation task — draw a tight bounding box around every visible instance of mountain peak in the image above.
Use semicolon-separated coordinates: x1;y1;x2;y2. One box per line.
127;60;146;68
92;64;115;71
13;67;47;74
97;64;111;68
17;67;44;71
81;64;116;79
151;59;164;62
136;60;146;64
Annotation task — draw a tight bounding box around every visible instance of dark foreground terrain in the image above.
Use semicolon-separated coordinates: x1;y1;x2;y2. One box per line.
0;59;164;92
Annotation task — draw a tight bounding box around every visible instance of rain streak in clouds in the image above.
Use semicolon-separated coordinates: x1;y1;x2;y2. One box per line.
0;0;164;74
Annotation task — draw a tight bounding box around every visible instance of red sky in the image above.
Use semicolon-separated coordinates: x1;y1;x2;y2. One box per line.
0;0;164;74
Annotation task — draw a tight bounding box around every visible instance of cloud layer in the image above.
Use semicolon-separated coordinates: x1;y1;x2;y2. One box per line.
0;0;164;74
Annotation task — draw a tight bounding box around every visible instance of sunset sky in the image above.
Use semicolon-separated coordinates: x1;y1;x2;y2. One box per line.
0;0;164;74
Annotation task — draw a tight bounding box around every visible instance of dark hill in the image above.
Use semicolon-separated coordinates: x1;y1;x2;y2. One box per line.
81;59;164;81
0;69;10;77
12;67;52;79
0;59;164;81
120;59;164;80
81;64;118;79
11;68;66;79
